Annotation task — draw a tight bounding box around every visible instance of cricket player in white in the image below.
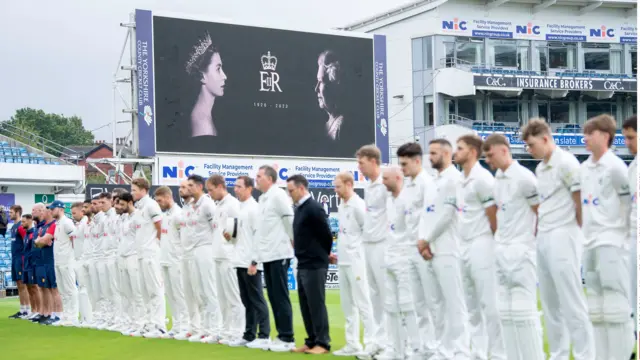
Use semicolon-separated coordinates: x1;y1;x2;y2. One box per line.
482;134;545;360
71;202;92;326
109;188;128;332
522;118;595;360
154;186;189;338
418;138;471;360
51;200;79;326
454;134;506;360
622;115;637;339
206;175;244;344
330;171;376;357
355;144;390;356
89;196;107;328
376;166;421;360
130;178;166;338
581;115;634;360
96;193;120;330
182;175;221;343
114;193;144;336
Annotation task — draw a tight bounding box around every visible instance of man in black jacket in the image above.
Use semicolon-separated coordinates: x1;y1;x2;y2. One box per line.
286;174;333;355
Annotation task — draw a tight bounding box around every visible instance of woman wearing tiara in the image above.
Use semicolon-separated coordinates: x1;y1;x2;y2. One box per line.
315;50;348;141
185;32;227;137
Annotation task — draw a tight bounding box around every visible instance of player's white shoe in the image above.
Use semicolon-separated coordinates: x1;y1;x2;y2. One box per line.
228;338;249;347
269;338;296;352
129;328;147;337
334;346;365;356
246;338;271;350
173;331;192;341
188;333;205;343
143;329;166;339
373;350;401;360
218;337;231;345
201;335;220;344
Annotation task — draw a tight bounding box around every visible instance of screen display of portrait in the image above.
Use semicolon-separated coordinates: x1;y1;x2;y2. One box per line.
150;14;380;158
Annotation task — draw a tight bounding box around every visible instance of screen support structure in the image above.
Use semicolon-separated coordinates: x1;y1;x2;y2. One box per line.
98;12;154;185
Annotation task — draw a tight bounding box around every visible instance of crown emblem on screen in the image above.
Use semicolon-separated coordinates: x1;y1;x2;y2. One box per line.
185;32;213;74
261;51;278;71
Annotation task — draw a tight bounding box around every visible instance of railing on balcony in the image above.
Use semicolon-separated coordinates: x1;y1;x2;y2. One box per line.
0;122;83;165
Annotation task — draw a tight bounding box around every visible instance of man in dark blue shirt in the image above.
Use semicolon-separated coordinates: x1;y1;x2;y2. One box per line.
26;204;47;323
33;204;59;325
8;205;31;319
20;213;42;321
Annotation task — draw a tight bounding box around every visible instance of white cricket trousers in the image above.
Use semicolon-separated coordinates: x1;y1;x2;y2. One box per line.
363;241;389;346
161;263;189;333
424;254;471;360
74;260;93;323
182;245;220;336
119;255;144;330
97;257;121;324
338;261;376;351
138;256;166;331
54;261;78;323
87;260;103;322
537;224;594;360
460;234;506;360
495;242;545;360
408;253;437;353
584;243;634;360
630;235;637;334
214;259;245;340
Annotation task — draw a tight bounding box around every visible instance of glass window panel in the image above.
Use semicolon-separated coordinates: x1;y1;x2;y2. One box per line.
412;38;423;71
492;100;519;123
586;102;615;119
423;36;433;69
538;47;548;72
445;42;455;67
538;103;548;120
584;44;611;71
549;102;570;123
458;99;476;120
494;44;517;67
631;51;637;74
412;71;423;97
518;47;529;70
456;41;482;65
424;102;434;126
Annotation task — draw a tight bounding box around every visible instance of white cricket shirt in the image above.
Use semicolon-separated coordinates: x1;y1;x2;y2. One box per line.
212;193;241;260
536;147;581;233
494;161;539;244
104;208;119;258
118;212;137;258
183;194;217;253
387;191;413;262
363;174;391;243
255;185;294;263
231;197;263;270
457;162;496;241
629;157;637;240
581;150;631;249
419;165;462;256
133;195;163;259
337;193;366;266
404;170;435;243
54;216;76;266
179;200;194;250
72;216;88;261
160;203;184;266
91;211;107;259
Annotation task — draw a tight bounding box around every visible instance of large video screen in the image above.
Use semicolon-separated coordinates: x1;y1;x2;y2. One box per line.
135;10;389;161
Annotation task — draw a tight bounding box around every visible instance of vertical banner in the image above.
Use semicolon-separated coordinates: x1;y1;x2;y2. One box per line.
373;34;389;164
135;9;156;157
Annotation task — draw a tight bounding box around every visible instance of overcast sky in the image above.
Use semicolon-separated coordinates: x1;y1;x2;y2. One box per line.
0;0;411;142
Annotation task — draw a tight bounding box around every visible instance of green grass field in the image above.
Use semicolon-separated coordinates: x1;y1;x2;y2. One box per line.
0;290;605;359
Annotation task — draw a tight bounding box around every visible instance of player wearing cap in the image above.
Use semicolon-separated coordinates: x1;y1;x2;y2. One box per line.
129;178;166;339
155;186;189;339
8;205;31;319
70;202;92;326
355;144;391;357
622;115;637;343
48;200;79;327
34;203;60;325
581;115;634;360
454;134;506;360
330;171;376;357
206;174;243;345
482;134;545;360
418;138;471;360
181;175;221;343
521;118;595;360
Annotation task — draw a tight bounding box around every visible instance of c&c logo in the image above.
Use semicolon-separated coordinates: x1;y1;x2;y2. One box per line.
582;195;600;206
515;23;541;35
589;26;615;38
162;160;195;179
604;81;624;90
442;18;467;31
485;77;506;87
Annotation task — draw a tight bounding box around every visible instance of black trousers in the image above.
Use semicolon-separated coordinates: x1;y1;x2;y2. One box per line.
263;258;294;342
237;268;270;341
297;267;331;350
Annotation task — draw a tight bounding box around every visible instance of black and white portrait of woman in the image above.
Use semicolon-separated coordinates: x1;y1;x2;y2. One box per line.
315;50;347;141
185;32;227;137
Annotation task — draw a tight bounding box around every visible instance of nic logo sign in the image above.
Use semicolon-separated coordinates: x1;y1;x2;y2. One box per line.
589;26;615;38
515;23;541;35
162;160;195;179
442;18;467;31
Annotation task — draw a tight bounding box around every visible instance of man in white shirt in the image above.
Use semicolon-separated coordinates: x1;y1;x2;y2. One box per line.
581;115;634;360
51;200;79;326
521;118;595;360
206;174;243;344
376;166;421;360
253;165;296;351
225;175;271;348
622;115;637;341
155;186;189;339
116;192;146;337
482;134;545;360
330;171;376;357
355;144;390;357
107;188;127;332
181;175;222;343
95;192;121;330
454;134;506;360
418;138;470;360
130;178;166;339
89;196;107;328
71;201;92;326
